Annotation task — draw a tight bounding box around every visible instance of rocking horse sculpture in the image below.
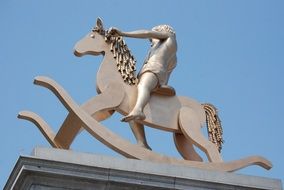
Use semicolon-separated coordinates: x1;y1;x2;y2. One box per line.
18;18;272;172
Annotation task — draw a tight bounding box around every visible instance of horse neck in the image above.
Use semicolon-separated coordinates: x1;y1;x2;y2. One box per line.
96;50;125;92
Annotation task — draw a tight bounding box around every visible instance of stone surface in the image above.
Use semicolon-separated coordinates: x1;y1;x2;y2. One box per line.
19;21;272;171
4;147;282;190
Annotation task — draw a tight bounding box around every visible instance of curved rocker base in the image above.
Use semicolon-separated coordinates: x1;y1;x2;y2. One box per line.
18;76;272;172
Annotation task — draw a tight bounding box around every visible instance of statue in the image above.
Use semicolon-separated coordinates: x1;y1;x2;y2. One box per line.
18;18;272;172
107;24;177;150
108;25;177;123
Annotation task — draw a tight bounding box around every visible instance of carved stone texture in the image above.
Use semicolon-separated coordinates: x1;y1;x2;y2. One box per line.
4;148;282;190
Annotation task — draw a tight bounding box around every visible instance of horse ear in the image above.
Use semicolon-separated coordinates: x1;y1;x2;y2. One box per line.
96;17;104;29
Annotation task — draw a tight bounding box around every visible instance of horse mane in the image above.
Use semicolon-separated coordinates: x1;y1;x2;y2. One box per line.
104;31;138;85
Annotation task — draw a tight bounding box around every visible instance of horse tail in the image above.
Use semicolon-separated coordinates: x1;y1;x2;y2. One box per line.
202;103;224;152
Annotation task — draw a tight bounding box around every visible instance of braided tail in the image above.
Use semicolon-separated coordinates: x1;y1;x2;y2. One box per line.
202;103;224;152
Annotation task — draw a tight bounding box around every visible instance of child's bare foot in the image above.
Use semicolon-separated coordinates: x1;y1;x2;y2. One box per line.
121;110;146;122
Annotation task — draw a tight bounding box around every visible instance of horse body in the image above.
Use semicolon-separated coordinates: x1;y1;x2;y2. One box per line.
73;25;225;163
75;32;206;133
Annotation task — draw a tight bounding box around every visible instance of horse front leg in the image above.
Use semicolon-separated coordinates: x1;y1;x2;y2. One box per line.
128;121;152;150
54;103;115;149
19;76;125;149
53;81;125;149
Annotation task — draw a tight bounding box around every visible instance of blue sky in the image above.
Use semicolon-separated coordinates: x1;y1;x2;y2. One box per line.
1;0;283;188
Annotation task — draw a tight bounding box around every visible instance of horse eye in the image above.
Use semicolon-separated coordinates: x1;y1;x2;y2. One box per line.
90;34;95;38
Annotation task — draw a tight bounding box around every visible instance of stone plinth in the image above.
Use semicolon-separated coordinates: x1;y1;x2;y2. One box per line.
5;147;282;190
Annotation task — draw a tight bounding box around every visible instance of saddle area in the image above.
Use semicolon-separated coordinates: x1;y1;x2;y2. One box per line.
152;85;176;96
128;91;206;133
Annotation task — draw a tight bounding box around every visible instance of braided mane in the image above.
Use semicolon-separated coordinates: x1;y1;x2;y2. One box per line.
103;31;138;85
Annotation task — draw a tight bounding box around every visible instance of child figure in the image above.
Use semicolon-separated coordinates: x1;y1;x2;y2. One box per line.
109;25;177;122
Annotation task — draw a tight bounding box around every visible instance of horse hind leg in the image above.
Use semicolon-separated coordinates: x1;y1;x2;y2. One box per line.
178;107;223;162
173;133;203;161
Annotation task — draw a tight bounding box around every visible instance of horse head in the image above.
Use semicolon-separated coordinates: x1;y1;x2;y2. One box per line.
74;18;107;57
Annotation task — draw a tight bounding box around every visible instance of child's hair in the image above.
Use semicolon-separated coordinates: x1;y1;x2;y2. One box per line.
152;25;175;34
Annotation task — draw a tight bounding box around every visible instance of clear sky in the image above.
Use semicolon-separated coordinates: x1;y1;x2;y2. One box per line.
1;0;283;188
